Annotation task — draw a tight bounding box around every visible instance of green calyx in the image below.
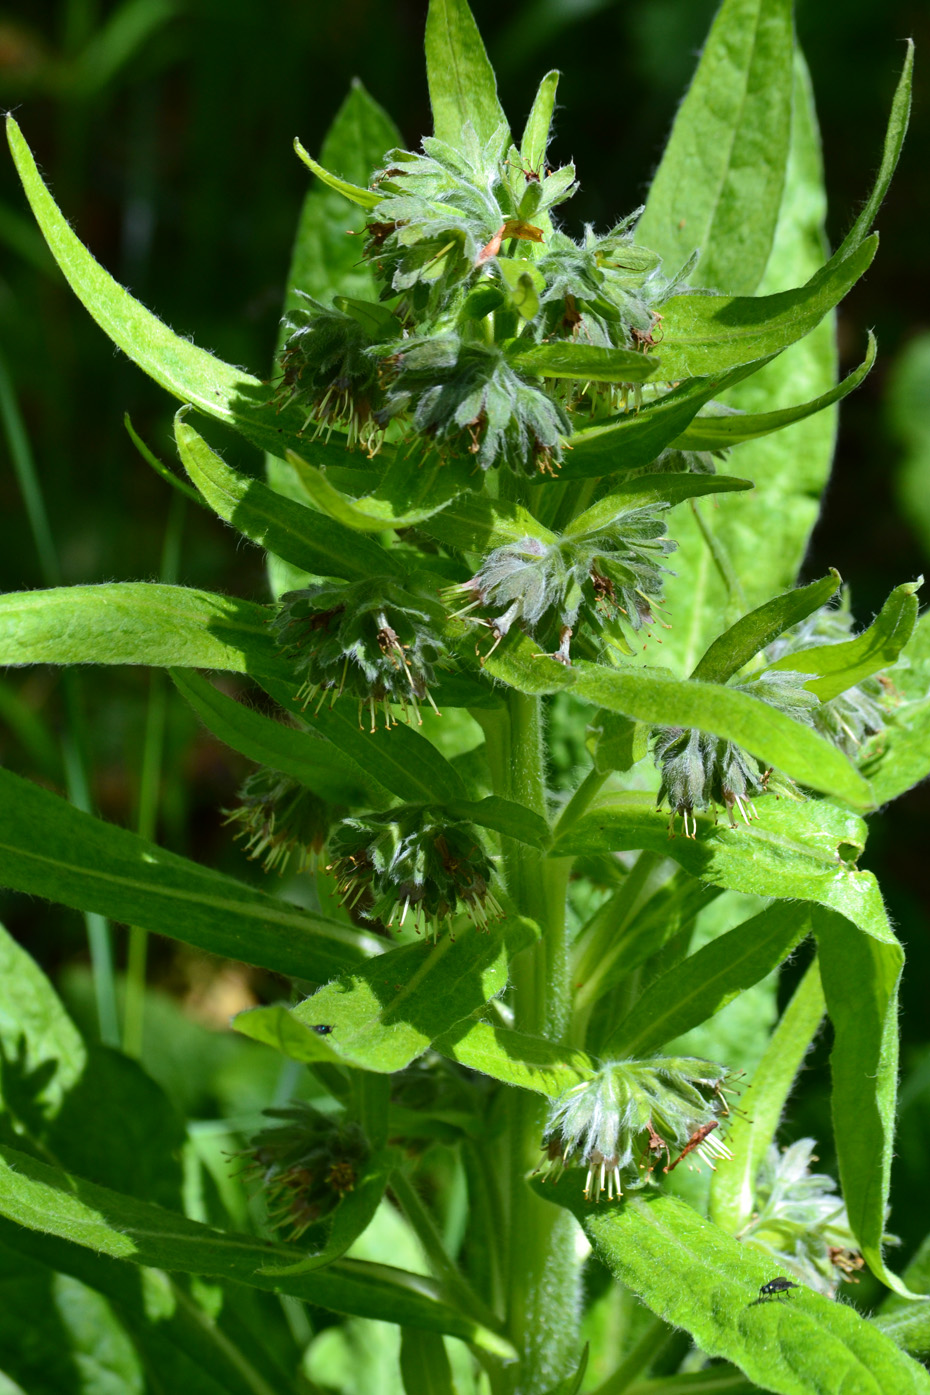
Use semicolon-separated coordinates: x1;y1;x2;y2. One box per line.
272;577;446;729
224;767;336;874
538;1057;739;1203
327;807;502;940
241;1101;369;1241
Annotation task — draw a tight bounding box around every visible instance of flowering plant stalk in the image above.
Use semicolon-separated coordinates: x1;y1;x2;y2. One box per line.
0;2;928;1393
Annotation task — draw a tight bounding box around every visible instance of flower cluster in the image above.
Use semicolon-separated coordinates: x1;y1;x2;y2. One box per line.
238;1102;368;1241
326;807;502;939
738;1139;866;1297
446;505;675;666
272;577;445;730
536;1056;739;1202
224;767;334;873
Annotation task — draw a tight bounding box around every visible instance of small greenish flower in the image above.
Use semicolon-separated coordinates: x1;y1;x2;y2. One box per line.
738;1139;867;1297
224;767;334;873
272;577;446;730
327;807;502;940
537;1057;738;1202
239;1102;368;1241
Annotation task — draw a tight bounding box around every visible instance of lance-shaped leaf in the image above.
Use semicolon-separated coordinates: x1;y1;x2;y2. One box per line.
765;579;921;700
170;668;379;807
531;1178;930;1395
482;631;574;698
433;1018;593;1097
603;901;812;1059
293;136;381;209
564;473;754;540
690;572;841;684
175;416;400;582
551;793;867;904
425;0;509;149
656;236;876;383
286;448;461;533
5;116;346;463
0;584;290;682
671;334;876;451
875;1234;930;1357
447;796;551;850
419;494;556;553
812;898;922;1301
520;70;558;172
259;675;468;808
0;1144;514;1356
568;663;873;809
636;0;794;296
506;342;660;384
710;957;826;1234
239;916;537;1075
401;1329;457;1395
0;767;379;980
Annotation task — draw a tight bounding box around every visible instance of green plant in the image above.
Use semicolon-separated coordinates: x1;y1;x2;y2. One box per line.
1;1;929;1391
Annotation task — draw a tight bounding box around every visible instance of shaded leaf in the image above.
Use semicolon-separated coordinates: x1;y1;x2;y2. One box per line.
419;494;556;553
433;1018;592;1097
507;342;660;384
400;1328;455;1395
286;448;461;532
690;572;841;684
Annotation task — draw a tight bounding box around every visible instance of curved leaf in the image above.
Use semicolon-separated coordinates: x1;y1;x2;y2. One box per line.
0;583;289;682
672;334;876;451
286;448;459;532
433;1019;593;1097
0;767;379;980
419;494;556;553
532;1179;930;1395
765;579;921;700
603;901;812;1058
520;70;558;171
833;42;913;262
507;341;660;384
0;1143;515;1356
175;416;400;582
690;572;841;684
564;473;754;540
635;0;794;296
425;0;509;149
292;137;380;209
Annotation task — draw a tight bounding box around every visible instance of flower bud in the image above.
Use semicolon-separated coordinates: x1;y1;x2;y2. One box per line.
224;767;334;874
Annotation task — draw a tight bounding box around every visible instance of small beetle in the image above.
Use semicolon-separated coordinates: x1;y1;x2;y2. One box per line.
759;1277;800;1301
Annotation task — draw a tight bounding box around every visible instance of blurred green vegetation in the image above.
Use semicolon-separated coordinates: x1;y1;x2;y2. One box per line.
0;0;928;1266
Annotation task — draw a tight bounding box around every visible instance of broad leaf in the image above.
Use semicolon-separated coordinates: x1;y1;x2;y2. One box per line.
448;795;551;850
170;668;379;807
175;415;401;582
0;767;379;981
690;572;841;684
419;494;556;553
636;0;794;295
286;448;461;532
862;696;930;806
533;1179;930;1395
506;342;660;383
0;1143;515;1356
603;901;812;1058
710;957;826;1234
425;0;509;149
672;333;875;450
240;916;537;1075
0;583;289;682
568;663;873;809
765;579;921;700
433;1018;592;1097
564;474;755;540
875;1233;930;1357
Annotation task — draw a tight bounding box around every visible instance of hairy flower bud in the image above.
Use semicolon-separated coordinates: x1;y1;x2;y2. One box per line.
327;807;502;940
224;767;334;873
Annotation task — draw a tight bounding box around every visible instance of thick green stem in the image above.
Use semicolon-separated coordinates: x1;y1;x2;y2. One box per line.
477;693;579;1393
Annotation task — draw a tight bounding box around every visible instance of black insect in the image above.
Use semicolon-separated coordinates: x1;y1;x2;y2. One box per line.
759;1277;800;1301
311;1024;334;1036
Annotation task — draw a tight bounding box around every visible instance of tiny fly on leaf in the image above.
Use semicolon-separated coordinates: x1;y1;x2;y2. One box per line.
759;1277;800;1300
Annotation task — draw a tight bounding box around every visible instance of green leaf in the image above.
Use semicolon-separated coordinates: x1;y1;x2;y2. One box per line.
636;0;794;295
656;236;876;383
875;1233;930;1356
242;916;537;1075
400;1328;455;1395
5;116;336;463
564;474;754;540
532;1179;930;1395
710;957;826;1234
482;631;574;697
0;583;289;682
259;676;468;808
425;0;509;149
568;663;873;808
0;767;379;981
520;70;559;172
862;697;930;806
286;448;461;532
259;1147;396;1277
551;792;868;905
812;900;921;1300
590;710;650;775
603;901;812;1058
539;1344;588;1395
419;493;556;553
506;341;660;384
671;333;876;451
690;572;841;684
175;415;400;582
292;137;381;209
765;579;922;700
433;1019;593;1097
0;1143;515;1358
170;668;378;807
448;795;551;850
833;42;913;262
